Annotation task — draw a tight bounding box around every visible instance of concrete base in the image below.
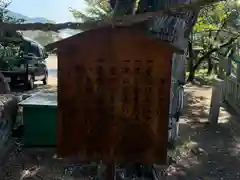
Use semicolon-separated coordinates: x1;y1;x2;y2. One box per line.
209;78;225;124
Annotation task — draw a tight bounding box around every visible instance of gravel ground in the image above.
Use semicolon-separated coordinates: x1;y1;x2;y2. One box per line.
0;146;98;180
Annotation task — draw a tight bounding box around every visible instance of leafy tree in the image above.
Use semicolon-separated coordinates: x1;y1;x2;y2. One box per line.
69;0;111;22
0;0;25;23
187;0;240;81
0;0;26;92
0;0;24;59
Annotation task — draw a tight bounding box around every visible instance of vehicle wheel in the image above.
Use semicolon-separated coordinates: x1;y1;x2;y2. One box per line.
26;77;34;90
42;74;48;85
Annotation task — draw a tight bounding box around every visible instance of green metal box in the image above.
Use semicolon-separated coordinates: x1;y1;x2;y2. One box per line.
19;92;57;146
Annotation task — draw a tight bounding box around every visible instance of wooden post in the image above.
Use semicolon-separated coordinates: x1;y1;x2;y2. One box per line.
225;58;232;76
218;59;225;79
209;78;225;125
105;162;116;180
236;62;240;82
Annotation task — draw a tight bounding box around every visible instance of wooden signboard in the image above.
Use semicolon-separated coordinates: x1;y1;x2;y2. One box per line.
56;26;174;164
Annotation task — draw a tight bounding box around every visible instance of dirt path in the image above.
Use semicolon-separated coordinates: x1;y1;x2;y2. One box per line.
169;85;240;179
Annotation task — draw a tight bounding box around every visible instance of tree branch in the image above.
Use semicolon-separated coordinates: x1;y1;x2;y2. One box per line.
198;29;239;36
213;11;231;42
0;0;220;32
193;34;240;69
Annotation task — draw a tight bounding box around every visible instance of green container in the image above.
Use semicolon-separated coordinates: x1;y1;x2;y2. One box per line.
19;92;57;146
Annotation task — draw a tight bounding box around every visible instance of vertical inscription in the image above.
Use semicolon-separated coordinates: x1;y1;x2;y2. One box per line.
121;60;131;117
109;66;117;126
133;60;141;122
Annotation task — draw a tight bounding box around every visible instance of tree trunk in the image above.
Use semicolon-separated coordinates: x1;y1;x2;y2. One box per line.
207;57;213;75
187;40;194;72
188;66;196;82
187;55;205;82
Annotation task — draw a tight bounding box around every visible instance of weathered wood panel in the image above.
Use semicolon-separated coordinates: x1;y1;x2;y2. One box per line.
225;75;240;113
58;26;173;164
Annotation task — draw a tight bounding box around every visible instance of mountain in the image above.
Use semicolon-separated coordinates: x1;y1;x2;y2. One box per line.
5;9;50;23
4;10;80;42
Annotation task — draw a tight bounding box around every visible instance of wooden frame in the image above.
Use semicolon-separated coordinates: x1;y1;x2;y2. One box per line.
53;25;174;164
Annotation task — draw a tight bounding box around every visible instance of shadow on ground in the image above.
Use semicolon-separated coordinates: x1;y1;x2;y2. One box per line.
185;77;213;90
10;84;57;95
191;76;214;87
170;87;240;179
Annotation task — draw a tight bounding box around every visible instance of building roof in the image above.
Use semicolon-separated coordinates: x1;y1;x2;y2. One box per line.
44;30;82;52
44;25;184;54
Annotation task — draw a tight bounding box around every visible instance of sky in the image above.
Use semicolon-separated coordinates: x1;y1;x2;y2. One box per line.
8;0;87;23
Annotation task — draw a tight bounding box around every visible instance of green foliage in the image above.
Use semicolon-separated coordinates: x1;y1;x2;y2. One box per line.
192;1;240;49
190;0;240;70
188;0;240;81
0;0;25;70
69;0;112;21
194;2;233;32
0;0;26;23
